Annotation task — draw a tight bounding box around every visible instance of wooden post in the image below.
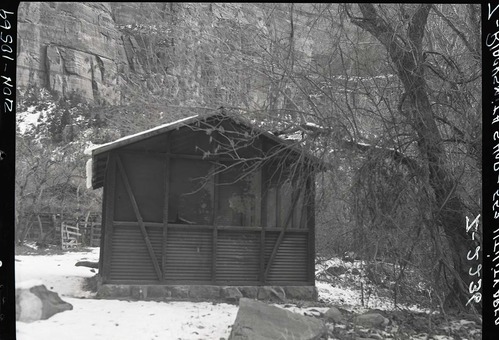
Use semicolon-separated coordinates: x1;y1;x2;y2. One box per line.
259;167;265;284
117;155;163;282
93;223;102;247
37;215;43;241
102;153;116;282
60;220;64;249
89;223;94;248
276;182;281;228
307;174;316;285
254;158;262;227
84;211;91;246
260;229;265;284
162;151;170;283
99;154;112;276
212;227;218;284
52;214;58;243
212;168;219;284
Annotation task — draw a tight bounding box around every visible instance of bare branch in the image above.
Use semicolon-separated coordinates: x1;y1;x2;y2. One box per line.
431;5;480;60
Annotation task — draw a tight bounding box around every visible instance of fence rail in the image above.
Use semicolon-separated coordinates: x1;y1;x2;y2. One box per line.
81;222;101;247
19;212;101;248
61;222;82;249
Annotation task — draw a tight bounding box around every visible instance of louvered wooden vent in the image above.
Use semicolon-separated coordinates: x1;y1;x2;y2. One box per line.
216;231;260;283
110;225;162;282
265;231;309;283
108;225;310;284
165;228;213;282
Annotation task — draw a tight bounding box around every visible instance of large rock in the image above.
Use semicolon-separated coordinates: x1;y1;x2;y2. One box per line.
221;287;243;302
146;285;171;299
229;298;327;340
16;284;73;322
238;286;258;299
326;266;347;276
96;284;131;298
324;306;344;323
257;286;286;302
168;285;190;299
189;285;221;299
354;312;389;328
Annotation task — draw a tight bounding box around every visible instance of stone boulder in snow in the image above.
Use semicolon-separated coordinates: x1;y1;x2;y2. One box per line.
256;286;286;301
229;298;327;340
324;306;344;323
221;286;243;302
16;282;73;322
354;312;390;328
326;266;347;276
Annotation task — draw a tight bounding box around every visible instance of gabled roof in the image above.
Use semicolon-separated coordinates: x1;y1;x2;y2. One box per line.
85;114;199;157
86;111;323;189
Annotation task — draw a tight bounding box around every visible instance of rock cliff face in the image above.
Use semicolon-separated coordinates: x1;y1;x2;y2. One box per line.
17;2;127;104
16;2;267;107
16;2;224;105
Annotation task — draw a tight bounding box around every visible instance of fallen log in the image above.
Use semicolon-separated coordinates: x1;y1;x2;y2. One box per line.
75;261;99;269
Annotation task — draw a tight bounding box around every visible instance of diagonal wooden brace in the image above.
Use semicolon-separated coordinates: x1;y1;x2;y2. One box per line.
263;182;304;282
116;155;163;281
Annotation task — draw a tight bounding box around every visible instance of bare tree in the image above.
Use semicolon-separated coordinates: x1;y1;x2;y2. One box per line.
340;3;481;311
16;3;481;311
207;3;482;311
16;90;103;244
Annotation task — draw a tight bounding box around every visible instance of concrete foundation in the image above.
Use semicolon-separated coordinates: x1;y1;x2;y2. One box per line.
96;282;318;302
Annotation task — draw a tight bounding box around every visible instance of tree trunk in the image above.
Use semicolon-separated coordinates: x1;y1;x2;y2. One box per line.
348;3;475;310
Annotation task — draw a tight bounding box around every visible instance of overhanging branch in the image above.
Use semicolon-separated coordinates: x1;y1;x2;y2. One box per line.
340;140;422;173
272;122;422;174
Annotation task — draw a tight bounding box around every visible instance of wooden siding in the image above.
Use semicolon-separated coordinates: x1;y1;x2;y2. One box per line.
109;225;162;282
104;223;312;285
216;230;260;282
164;228;213;282
265;231;309;282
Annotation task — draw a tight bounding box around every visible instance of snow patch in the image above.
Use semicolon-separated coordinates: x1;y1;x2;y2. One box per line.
16;247;237;339
86;159;93;189
16;280;45;290
15;248;100;298
84;141;101;155
16;298;237;340
86;115;198;155
17;106;41;134
17;103;55;135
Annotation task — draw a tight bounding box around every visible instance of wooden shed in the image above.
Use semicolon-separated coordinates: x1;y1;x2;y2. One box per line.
86;112;320;297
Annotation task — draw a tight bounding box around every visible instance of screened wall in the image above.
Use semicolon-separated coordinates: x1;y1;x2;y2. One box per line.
98;116;316;286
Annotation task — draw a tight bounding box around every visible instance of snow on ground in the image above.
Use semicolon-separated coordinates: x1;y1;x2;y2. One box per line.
315;257;427;314
16;248;100;298
15;248;426;340
16;248;238;340
15;248;237;340
16;298;237;340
